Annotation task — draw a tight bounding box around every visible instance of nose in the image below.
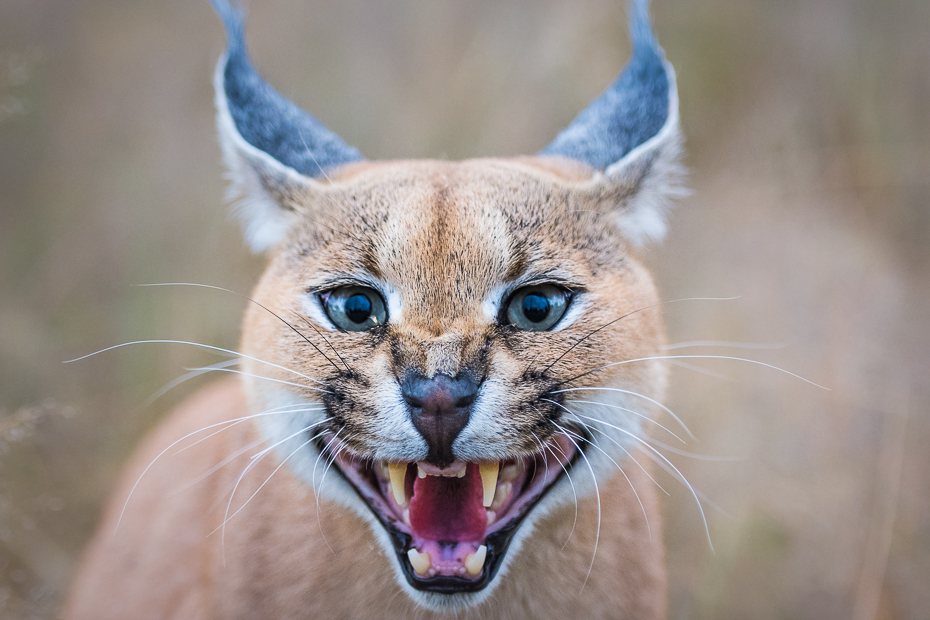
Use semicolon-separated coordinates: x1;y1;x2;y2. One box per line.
401;372;479;467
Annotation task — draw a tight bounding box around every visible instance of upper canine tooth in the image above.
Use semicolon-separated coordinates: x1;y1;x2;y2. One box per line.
389;462;408;507
479;462;499;507
464;545;487;576
407;548;431;576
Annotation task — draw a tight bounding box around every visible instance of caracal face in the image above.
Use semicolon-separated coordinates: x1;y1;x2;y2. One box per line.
240;157;669;608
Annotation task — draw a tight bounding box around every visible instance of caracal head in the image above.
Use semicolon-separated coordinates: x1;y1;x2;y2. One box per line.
209;0;681;610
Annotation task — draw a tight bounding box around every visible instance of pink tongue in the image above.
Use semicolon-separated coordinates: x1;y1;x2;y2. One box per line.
408;463;486;542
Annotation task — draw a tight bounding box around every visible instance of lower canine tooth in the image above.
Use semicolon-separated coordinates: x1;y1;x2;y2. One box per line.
479;463;499;507
389;463;408;507
407;548;431;576
464;545;487;576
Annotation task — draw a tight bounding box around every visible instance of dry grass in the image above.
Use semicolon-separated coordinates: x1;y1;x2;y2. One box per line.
0;0;927;617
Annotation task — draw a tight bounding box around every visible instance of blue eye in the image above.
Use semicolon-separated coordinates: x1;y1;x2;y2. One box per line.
322;286;386;331
506;285;570;331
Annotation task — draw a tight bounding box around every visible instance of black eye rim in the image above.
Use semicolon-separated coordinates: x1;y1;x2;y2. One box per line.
318;284;388;332
500;284;574;331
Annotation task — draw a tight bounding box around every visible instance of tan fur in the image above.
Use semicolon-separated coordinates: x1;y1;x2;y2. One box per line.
65;156;671;618
64;380;666;619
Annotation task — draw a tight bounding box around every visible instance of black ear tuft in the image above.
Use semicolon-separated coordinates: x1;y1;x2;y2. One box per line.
540;0;674;170
208;0;363;178
206;0;364;252
540;0;674;171
540;0;683;244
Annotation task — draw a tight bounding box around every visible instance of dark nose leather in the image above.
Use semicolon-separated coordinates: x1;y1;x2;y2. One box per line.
401;372;478;467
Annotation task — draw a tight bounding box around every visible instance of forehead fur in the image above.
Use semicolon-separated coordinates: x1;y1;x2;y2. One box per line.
277;159;632;321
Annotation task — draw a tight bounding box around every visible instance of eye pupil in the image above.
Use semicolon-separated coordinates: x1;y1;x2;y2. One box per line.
522;294;550;323
344;294;372;324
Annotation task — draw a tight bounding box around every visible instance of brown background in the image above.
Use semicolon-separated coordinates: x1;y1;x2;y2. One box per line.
1;0;928;617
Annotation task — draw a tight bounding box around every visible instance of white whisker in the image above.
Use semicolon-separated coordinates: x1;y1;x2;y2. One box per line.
311;430;345;555
312;430;343;495
171;437;267;494
610;425;714;551
640;435;744;462
218;426;329;557
249;417;333;462
633;446;732;519
315;434;357;556
578;421;669;496
555;417;651;539
662;340;787;351
666;359;734;381
184;365;331;393
551;386;695;440
114;406;322;532
221;417;333;555
534;415;578;548
215;436;316;537
529;430;550;486
546;440;579;549
543;401;668;496
63;339;329;388
173;404;325;456
138;282;349;373
552;422;600;591
560;398;685;444
571;355;828;390
138;358;241;411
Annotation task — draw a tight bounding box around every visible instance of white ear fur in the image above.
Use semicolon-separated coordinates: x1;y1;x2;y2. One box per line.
603;62;686;246
213;54;319;253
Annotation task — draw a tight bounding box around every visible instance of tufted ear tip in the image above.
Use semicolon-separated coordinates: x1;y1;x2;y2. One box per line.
206;0;364;252
540;0;684;246
539;0;676;171
207;0;246;48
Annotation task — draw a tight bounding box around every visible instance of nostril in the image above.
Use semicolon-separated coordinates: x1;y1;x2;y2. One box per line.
403;393;424;408
454;393;475;408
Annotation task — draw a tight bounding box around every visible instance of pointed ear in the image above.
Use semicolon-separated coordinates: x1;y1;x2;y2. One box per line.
208;0;364;252
539;0;684;245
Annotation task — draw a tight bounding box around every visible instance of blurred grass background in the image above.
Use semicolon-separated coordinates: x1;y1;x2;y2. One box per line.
0;0;928;617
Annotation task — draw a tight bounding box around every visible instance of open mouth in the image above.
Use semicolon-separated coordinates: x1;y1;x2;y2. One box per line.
322;432;581;593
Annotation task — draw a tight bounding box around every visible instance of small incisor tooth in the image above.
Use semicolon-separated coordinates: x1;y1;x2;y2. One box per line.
407;548;431;576
464;545;487;576
417;464;427;479
479;462;499;507
389;462;408;507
